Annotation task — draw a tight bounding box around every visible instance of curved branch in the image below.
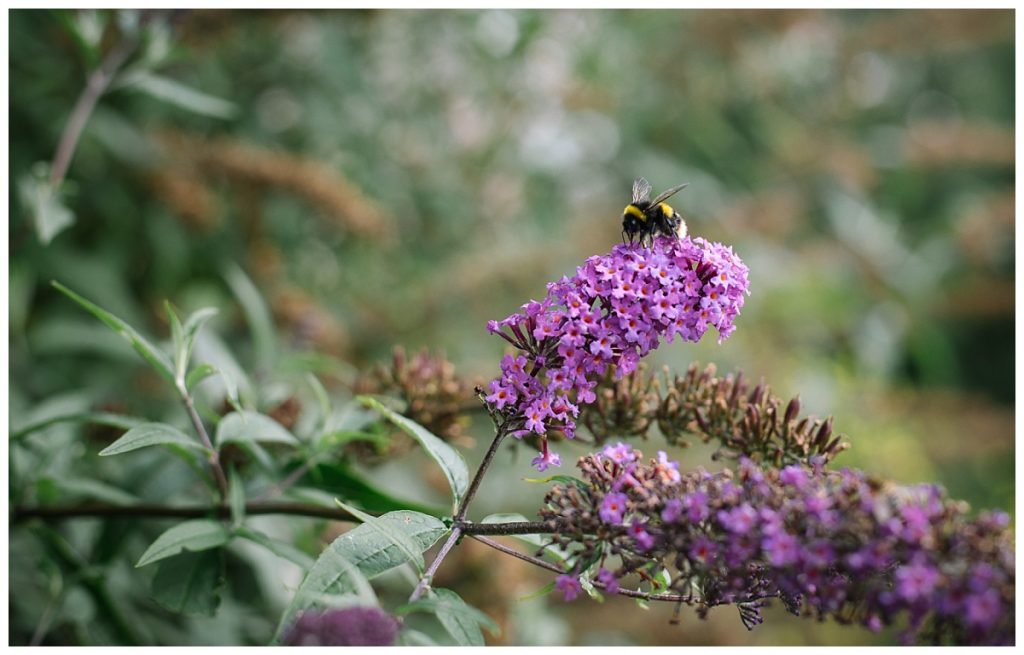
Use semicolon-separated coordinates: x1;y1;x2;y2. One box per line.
49;31;139;188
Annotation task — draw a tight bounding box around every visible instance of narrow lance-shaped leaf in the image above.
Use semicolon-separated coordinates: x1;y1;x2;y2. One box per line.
335;499;426;572
358;396;469;513
55;478;139;506
182;308;218;363
136;519;231;567
185;363;217;391
52;281;174;383
191;330;250;411
167;302;218;388
291;461;445;518
518;581;556;602
224;265;276;371
215;411;299;448
274;510;447;642
305;373;331;435
234;527;314;569
151;549;225;616
307;544;378;607
119;71;238;119
11;410;146;442
398;588;499;647
100;423;208;456
167;302;185;381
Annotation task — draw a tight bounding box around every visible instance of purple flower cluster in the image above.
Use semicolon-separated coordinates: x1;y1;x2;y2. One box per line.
485;236;749;470
282;607;400;646
539;448;1014;645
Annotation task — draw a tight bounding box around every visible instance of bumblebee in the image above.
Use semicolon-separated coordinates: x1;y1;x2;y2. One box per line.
622;177;689;245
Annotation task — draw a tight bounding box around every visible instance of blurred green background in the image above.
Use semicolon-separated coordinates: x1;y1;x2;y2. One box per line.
9;9;1014;646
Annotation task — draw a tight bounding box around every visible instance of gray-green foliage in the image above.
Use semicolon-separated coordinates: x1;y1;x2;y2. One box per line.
359;396;470;513
15;261;488;647
274;510;448;641
399;588;501;646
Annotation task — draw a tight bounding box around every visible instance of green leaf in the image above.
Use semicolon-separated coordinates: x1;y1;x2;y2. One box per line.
99;423;206;456
274;510;447;642
55;478;138;506
191;331;251;410
523;473;592;496
11;406;145;442
182;308;218;366
228;468;245;528
316;429;390;450
215;411;298;448
335;499;425;572
278;351;358;383
579;570;602;602
167;303;218;387
399;588;499;646
28;317;141;362
295;461;444;518
150;549;225;616
10;390;91;433
168;302;184;368
19;166;75;244
518;581;556;602
397;629;438;646
358;396;469;513
52;8;105;67
216;365;243;413
234;526;314;569
51;281;174;383
224;265;275;371
120;70;237;119
185;363;217;391
305;373;331;434
303;546;378;608
88;107;159;166
136;520;231;567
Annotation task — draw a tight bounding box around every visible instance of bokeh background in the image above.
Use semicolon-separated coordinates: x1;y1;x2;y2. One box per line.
9;8;1014;646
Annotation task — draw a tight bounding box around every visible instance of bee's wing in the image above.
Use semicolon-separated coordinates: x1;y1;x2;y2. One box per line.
650;182;689;206
632;177;652;204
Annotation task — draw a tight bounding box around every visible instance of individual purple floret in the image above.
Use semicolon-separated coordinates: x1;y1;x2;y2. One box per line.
555;574;583;601
282;607;399;646
531;443;562;472
486;236;750;470
600;491;629;525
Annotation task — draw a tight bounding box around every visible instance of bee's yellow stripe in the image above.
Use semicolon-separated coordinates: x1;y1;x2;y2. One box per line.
624;204;646;222
659;203;674;217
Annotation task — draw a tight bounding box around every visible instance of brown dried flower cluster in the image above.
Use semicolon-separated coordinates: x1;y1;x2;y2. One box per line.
580;363;848;466
356;346;475;451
